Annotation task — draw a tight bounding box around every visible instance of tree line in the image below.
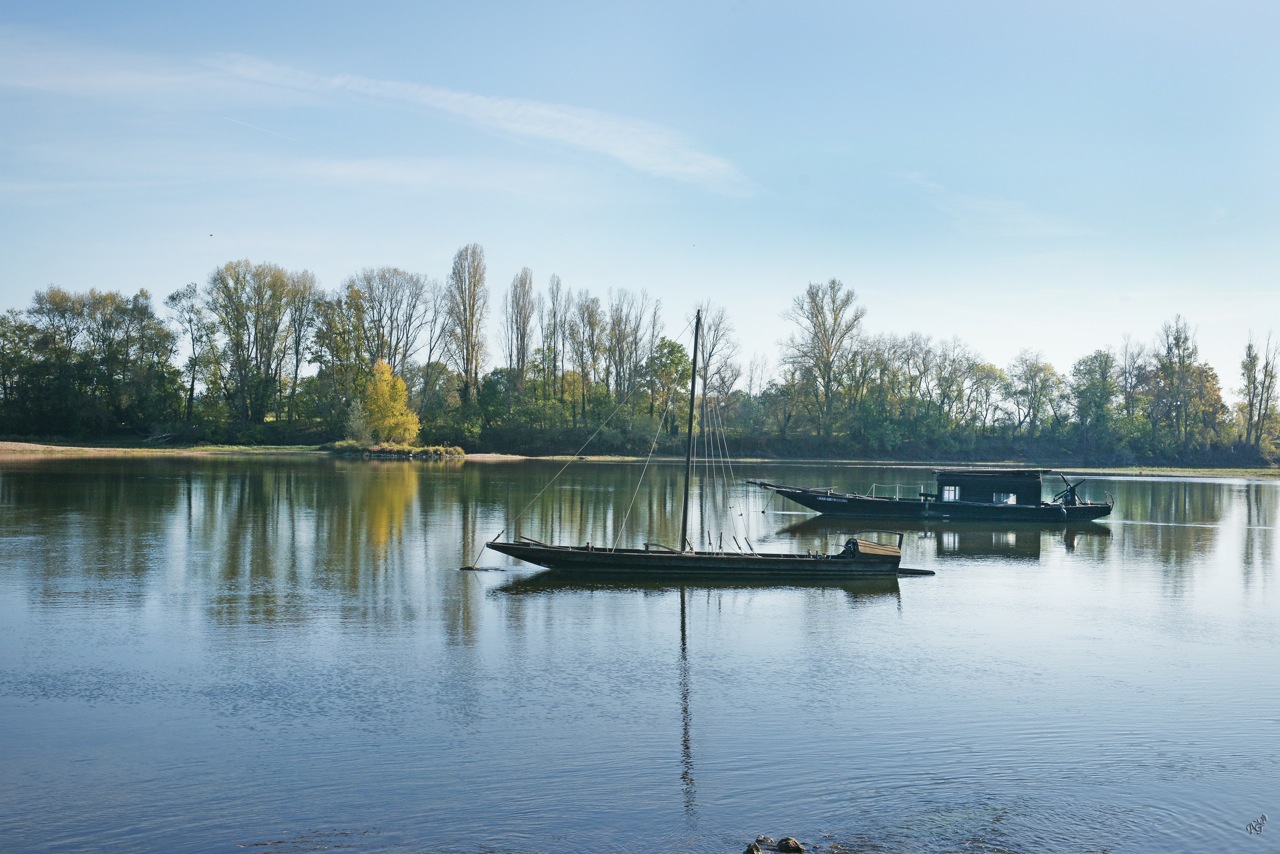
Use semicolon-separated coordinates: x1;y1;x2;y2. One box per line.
1;246;1276;465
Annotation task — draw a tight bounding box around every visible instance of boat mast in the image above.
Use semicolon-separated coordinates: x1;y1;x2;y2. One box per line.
679;309;701;552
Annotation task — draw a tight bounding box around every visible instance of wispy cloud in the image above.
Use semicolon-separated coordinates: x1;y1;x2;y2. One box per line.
0;27;212;97
904;172;1089;239
287;156;572;197
0;26;748;196
215;55;751;195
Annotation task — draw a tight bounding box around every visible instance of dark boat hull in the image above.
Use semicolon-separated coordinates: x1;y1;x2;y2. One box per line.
496;570;904;596
486;539;925;578
761;483;1112;522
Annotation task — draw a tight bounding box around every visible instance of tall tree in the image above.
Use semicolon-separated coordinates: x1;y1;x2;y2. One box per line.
445;244;488;407
783;279;865;439
502;267;537;386
281;271;317;425
0;310;35;425
18;287;178;435
604;289;656;406
539;274;566;403
1002;350;1062;437
644;337;691;434
1071;348;1119;450
1118;334;1148;421
344;267;436;376
567;290;604;422
310;288;368;433
1147;316;1228;454
693;301;739;419
81;289;178;430
1239;332;1278;451
204;259;297;425
1151;316;1199;451
165;282;216;423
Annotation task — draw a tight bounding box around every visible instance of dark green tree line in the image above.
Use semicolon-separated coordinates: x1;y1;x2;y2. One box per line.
3;254;1273;465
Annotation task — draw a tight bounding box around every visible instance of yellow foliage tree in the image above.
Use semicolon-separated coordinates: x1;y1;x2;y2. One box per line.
363;359;421;444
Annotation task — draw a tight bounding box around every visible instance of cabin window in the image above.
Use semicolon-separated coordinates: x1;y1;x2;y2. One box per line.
993;492;1017;505
941;485;959;502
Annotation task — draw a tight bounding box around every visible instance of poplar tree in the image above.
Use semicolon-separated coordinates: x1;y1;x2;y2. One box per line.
445;244;488;407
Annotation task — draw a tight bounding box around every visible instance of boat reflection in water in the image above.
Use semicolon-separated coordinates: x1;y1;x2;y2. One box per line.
777;517;1112;562
491;568;904;825
493;567;904;600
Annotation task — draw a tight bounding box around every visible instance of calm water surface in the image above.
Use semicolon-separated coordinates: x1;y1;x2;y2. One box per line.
1;457;1277;853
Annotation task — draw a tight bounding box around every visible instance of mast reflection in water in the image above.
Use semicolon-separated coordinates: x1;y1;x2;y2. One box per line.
0;457;1277;853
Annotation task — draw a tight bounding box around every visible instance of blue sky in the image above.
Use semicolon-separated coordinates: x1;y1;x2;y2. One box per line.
2;1;1277;396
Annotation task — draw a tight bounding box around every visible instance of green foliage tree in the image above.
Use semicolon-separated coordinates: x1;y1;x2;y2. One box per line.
204;260;297;426
643;337;691;436
1148;316;1228;454
5;261;1273;468
308;286;370;435
344;399;373;444
1071;349;1119;453
0;310;35;426
7;286;180;436
1002;350;1063;439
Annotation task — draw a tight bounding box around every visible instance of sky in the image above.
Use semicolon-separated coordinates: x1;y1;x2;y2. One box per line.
2;1;1278;400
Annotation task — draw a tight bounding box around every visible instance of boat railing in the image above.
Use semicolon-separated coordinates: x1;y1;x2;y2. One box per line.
850;530;906;550
868;483;928;500
643;542;680;552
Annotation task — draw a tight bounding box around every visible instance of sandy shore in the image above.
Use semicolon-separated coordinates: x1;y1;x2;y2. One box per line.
0;441;326;457
1;442;1276;478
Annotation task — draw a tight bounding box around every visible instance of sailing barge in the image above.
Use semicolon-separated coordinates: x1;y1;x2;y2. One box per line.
754;468;1112;523
485;533;924;578
485;310;925;578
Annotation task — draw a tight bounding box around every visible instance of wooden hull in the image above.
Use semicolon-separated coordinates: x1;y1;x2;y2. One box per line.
759;482;1112;522
486;539;925;578
496;570;905;596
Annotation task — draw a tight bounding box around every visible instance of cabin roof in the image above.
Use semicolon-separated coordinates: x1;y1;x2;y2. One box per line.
933;468;1051;480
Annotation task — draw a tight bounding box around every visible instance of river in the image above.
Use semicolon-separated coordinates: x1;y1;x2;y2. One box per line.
0;456;1276;852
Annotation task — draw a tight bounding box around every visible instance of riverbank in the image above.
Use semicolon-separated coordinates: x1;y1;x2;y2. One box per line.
2;441;1277;479
0;441;328;457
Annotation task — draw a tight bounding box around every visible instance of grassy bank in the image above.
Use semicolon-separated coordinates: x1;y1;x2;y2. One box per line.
3;441;1277;479
0;441;462;459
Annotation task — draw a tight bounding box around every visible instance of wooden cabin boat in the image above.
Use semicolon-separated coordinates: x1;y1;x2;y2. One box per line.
754;468;1112;523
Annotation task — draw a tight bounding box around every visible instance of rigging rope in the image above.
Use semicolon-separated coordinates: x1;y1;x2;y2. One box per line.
470;378;654;567
612;392;678;551
476;315;700;566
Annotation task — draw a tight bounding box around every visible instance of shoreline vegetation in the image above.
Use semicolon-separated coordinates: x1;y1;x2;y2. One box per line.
0;439;463;460
2;440;1276;480
2;257;1277;471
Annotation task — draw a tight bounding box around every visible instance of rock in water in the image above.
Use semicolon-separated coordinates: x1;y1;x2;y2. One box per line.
778;838;804;853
